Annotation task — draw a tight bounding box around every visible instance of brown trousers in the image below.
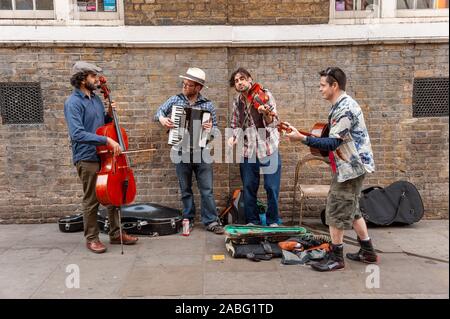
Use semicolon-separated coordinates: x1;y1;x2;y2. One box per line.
76;161;120;242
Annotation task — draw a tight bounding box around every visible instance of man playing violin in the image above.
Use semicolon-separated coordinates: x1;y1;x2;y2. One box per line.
228;68;281;227
285;67;378;271
64;61;138;254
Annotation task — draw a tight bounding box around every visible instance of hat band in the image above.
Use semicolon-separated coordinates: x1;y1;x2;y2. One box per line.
185;74;205;85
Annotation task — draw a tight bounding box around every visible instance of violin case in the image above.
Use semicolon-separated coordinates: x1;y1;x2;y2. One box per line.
98;203;183;236
58;213;84;232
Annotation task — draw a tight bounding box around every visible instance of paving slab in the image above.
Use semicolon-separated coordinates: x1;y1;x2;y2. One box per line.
0;220;447;299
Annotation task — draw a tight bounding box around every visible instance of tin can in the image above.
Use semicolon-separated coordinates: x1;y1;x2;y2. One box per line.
182;218;190;236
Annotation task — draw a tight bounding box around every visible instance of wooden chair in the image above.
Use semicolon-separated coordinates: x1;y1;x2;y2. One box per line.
292;153;332;225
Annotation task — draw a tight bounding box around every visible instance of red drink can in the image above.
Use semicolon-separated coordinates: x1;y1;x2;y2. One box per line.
182;218;190;236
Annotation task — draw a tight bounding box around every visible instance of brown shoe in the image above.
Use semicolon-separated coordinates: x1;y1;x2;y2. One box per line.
110;232;138;245
86;241;107;254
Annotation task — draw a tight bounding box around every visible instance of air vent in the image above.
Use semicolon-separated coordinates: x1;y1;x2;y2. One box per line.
0;82;44;124
413;78;449;118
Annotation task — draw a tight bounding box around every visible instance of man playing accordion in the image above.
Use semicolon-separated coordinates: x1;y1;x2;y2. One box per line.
154;67;224;235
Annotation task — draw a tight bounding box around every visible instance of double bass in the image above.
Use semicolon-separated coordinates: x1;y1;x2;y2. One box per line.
95;76;136;207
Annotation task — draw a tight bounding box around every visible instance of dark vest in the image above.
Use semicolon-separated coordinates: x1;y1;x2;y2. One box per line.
237;95;265;130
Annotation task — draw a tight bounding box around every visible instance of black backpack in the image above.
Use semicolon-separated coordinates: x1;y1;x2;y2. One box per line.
320;180;424;226
359;181;424;226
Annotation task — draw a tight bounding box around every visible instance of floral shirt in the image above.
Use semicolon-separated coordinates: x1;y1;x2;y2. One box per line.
328;93;375;182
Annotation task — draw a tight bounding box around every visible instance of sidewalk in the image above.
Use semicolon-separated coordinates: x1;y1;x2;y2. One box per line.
0;219;448;299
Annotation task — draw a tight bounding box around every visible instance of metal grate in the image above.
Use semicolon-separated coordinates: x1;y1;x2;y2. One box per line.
0;82;44;124
413;78;449;118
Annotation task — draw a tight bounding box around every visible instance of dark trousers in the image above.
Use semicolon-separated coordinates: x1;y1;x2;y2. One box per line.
239;151;282;225
75;161;120;242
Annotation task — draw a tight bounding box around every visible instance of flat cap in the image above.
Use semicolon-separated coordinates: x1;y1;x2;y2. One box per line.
71;61;102;76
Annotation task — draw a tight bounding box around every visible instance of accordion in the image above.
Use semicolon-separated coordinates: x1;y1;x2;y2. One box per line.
168;105;211;148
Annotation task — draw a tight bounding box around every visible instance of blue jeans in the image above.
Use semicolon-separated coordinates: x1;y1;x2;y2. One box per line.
239;151;281;225
175;155;218;226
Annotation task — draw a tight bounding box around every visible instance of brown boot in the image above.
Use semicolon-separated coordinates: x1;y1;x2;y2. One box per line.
86;240;107;254
110;232;138;245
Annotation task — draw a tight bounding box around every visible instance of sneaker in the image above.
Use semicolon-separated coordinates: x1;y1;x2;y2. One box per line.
246;223;256;226
206;222;225;235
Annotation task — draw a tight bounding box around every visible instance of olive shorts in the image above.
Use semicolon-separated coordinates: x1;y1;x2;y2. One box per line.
325;173;365;230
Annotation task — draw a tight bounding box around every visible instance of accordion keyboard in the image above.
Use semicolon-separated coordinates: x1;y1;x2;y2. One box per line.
168;105;185;145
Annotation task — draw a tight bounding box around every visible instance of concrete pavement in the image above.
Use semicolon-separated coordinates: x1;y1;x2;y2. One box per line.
0;219;448;299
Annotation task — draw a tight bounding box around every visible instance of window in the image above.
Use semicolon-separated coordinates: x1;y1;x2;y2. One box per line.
0;0;124;24
397;0;449;9
330;0;448;21
0;0;54;19
75;0;122;20
332;0;381;19
397;0;449;17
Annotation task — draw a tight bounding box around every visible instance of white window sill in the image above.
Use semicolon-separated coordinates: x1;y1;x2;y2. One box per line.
0;19;124;26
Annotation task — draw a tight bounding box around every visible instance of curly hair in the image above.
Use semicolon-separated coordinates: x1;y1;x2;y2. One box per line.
229;67;252;87
70;71;93;89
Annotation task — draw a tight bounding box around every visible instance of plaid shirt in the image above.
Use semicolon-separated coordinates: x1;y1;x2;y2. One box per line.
154;93;218;152
230;88;280;159
154;93;217;127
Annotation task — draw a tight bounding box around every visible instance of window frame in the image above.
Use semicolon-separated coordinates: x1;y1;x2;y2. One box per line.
74;0;124;21
329;0;449;23
0;0;55;19
0;0;125;25
331;0;382;19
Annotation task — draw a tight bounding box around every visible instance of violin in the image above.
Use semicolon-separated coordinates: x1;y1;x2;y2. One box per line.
246;83;276;116
95;76;136;207
278;121;330;157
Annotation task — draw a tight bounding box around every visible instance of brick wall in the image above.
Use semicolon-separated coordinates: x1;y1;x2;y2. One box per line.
0;43;448;223
124;0;329;25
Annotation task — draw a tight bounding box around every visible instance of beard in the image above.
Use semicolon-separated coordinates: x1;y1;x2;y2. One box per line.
85;81;97;92
236;83;251;92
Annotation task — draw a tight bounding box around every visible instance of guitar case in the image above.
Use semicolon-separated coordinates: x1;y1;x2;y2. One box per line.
224;224;311;245
359;181;424;226
98;203;182;236
58;213;84;232
224;225;313;260
320;181;424;227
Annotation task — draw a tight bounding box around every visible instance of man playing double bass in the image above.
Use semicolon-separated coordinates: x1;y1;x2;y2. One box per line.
64;61;138;254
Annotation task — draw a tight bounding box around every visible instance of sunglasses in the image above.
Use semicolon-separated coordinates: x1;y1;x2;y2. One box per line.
325;67;338;81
